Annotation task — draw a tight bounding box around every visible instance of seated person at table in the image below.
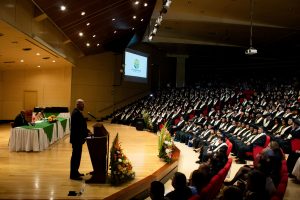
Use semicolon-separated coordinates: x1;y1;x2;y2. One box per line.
13;110;28;127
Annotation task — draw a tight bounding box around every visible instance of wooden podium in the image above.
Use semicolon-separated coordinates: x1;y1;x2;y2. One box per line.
86;123;109;183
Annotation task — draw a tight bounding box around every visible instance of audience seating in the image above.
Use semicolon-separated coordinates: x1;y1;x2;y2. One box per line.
291;138;300;152
174;118;180;125
245;135;271;160
270;160;289;200
189;111;195;120
191;158;233;200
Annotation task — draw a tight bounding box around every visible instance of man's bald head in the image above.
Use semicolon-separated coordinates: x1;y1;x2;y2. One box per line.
76;99;85;111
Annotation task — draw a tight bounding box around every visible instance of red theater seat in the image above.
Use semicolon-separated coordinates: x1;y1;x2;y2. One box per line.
291;138;300;152
225;139;232;156
270;160;288;200
246;135;271;160
191;158;232;200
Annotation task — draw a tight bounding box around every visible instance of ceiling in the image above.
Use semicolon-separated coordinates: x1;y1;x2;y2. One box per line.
1;0;300;71
0;20;72;71
147;0;300;59
32;0;157;55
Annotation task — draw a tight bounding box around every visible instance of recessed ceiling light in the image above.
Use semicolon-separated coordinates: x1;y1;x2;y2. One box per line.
79;32;83;37
60;5;66;11
132;27;135;30
86;42;90;47
37;65;41;68
36;53;40;56
112;18;115;21
133;15;136;19
93;35;96;38
86;22;90;26
141;18;144;22
114;30;117;34
52;60;56;63
144;3;148;7
20;59;24;62
97;43;100;46
134;1;139;5
81;11;85;16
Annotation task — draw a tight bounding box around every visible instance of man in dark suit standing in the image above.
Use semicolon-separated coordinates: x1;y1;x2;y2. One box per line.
70;99;90;180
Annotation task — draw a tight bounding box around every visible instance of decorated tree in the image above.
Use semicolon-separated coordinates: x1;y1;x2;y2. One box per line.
110;133;135;185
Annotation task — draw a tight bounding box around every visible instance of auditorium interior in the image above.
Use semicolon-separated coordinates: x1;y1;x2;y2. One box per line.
0;0;300;199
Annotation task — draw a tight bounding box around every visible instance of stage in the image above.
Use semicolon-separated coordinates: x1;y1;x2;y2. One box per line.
0;122;179;199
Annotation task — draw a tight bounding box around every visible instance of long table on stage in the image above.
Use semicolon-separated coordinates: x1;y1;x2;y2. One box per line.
9;117;70;152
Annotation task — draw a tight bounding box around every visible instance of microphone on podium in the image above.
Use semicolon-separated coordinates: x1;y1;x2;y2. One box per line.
88;112;97;120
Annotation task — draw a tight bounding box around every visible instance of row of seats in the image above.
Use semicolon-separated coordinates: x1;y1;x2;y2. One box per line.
271;160;288;200
190;158;233;200
225;139;233;157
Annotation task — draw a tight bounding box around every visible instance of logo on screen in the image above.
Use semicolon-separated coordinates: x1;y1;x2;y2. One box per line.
133;59;140;69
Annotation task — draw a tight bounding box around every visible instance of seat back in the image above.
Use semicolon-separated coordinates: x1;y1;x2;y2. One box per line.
270;160;288;200
291;138;300;152
264;135;271;148
198;158;232;200
225;139;232;156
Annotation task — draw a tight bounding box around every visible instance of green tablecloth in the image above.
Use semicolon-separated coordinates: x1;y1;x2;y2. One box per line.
21;118;67;142
21;122;54;142
57;117;67;132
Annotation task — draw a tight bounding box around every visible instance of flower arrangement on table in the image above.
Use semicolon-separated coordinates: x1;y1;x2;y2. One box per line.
158;123;174;163
47;115;57;123
110;133;135;185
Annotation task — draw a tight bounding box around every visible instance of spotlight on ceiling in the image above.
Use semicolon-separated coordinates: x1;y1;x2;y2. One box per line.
161;0;172;13
60;5;66;11
164;0;172;8
156;15;163;25
152;28;158;35
148;35;153;41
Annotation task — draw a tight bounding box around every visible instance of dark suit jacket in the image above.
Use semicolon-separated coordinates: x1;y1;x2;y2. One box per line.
291;127;300;139
70;108;88;144
251;134;266;148
14;113;28;127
